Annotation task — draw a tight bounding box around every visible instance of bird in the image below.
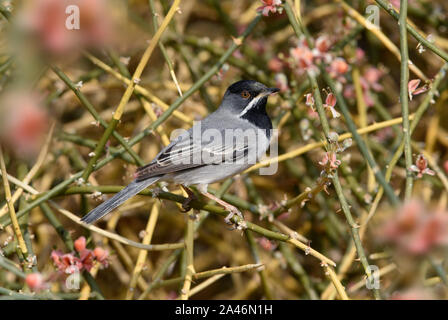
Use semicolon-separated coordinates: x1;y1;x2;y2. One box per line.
80;80;279;226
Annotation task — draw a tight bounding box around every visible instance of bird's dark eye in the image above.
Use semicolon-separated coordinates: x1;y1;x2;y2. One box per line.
241;90;250;99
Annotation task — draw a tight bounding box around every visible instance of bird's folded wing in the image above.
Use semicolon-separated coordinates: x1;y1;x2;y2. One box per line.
135;133;249;181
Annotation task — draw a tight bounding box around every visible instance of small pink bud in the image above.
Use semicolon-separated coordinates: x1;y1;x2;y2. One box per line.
291;46;314;69
325;93;336;107
408;79;428;100
93;247;108;263
268;57;283;72
26;273;43;291
305;93;315;107
315;35;331;53
74;236;86;252
330;58;349;75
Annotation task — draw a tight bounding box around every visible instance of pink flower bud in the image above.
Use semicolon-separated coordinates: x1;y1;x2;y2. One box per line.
315;35;331;53
268;57;284;72
93;247;109;264
74;236;87;253
26;273;44;291
330;58;349;75
408;79;428;100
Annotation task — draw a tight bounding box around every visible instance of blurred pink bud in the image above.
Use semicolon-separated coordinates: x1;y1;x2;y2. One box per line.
390;288;435;300
268;57;284;72
375;127;394;143
355;48;366;62
0;92;49;159
364;67;384;92
329;58;349;76
343;85;355;99
250;40;267;55
26;273;45;291
408;211;448;254
315;35;332;53
74;236;87;253
275;73;289;92
25;0;111;54
166;291;178;300
93;247;109;266
257;237;278;251
380;200;448;255
290;46;314;70
257;0;283;17
232;49;244;59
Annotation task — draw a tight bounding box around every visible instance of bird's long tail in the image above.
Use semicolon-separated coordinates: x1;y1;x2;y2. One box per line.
81;177;161;224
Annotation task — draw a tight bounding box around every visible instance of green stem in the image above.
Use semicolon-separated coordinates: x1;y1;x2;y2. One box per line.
365;63;448;223
148;0;182;96
82;118;120;180
375;0;448;63
279;243;318;300
399;0;413;200
51;66;144;166
284;1;380;299
322;72;400;206
243;177;273;300
58;132;135;164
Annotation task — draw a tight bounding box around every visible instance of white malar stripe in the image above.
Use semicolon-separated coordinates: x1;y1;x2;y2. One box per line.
239;94;263;117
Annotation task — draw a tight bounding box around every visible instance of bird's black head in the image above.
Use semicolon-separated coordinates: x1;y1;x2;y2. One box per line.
220;80;279;118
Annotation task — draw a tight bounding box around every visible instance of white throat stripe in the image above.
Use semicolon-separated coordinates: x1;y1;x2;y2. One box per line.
239;94;264;117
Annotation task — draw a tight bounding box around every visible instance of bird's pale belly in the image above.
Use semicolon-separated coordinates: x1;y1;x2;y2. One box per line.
166;132;270;186
166;162;253;186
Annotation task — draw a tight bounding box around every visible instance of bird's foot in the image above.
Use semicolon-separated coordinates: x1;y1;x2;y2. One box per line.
224;206;246;230
180;185;196;212
199;190;246;230
181;196;195;212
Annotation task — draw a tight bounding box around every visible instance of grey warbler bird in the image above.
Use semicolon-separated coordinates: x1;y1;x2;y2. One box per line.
81;80;279;225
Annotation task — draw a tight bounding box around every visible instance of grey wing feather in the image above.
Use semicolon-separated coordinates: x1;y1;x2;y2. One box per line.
135;134;204;180
135;126;250;181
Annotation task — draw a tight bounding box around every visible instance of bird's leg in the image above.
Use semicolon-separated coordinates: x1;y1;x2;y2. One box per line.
180;185;196;212
200;191;245;226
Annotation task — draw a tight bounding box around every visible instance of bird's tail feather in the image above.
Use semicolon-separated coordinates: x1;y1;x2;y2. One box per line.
81;177;161;224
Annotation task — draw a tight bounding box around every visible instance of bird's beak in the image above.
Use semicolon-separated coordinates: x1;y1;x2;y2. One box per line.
266;87;280;95
257;88;280;99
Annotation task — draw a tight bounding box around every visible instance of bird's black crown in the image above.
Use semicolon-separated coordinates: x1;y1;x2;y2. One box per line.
226;80;269;97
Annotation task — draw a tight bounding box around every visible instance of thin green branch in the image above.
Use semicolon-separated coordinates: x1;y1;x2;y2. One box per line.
51;66;144;166
365;63;448;223
399;0;413;200
322;72;400;206
284;1;380;299
375;0;448;63
148;0;183;96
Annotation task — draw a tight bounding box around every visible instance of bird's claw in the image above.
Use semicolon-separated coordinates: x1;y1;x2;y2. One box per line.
179;185;197;213
224;207;245;230
181;196;195;212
